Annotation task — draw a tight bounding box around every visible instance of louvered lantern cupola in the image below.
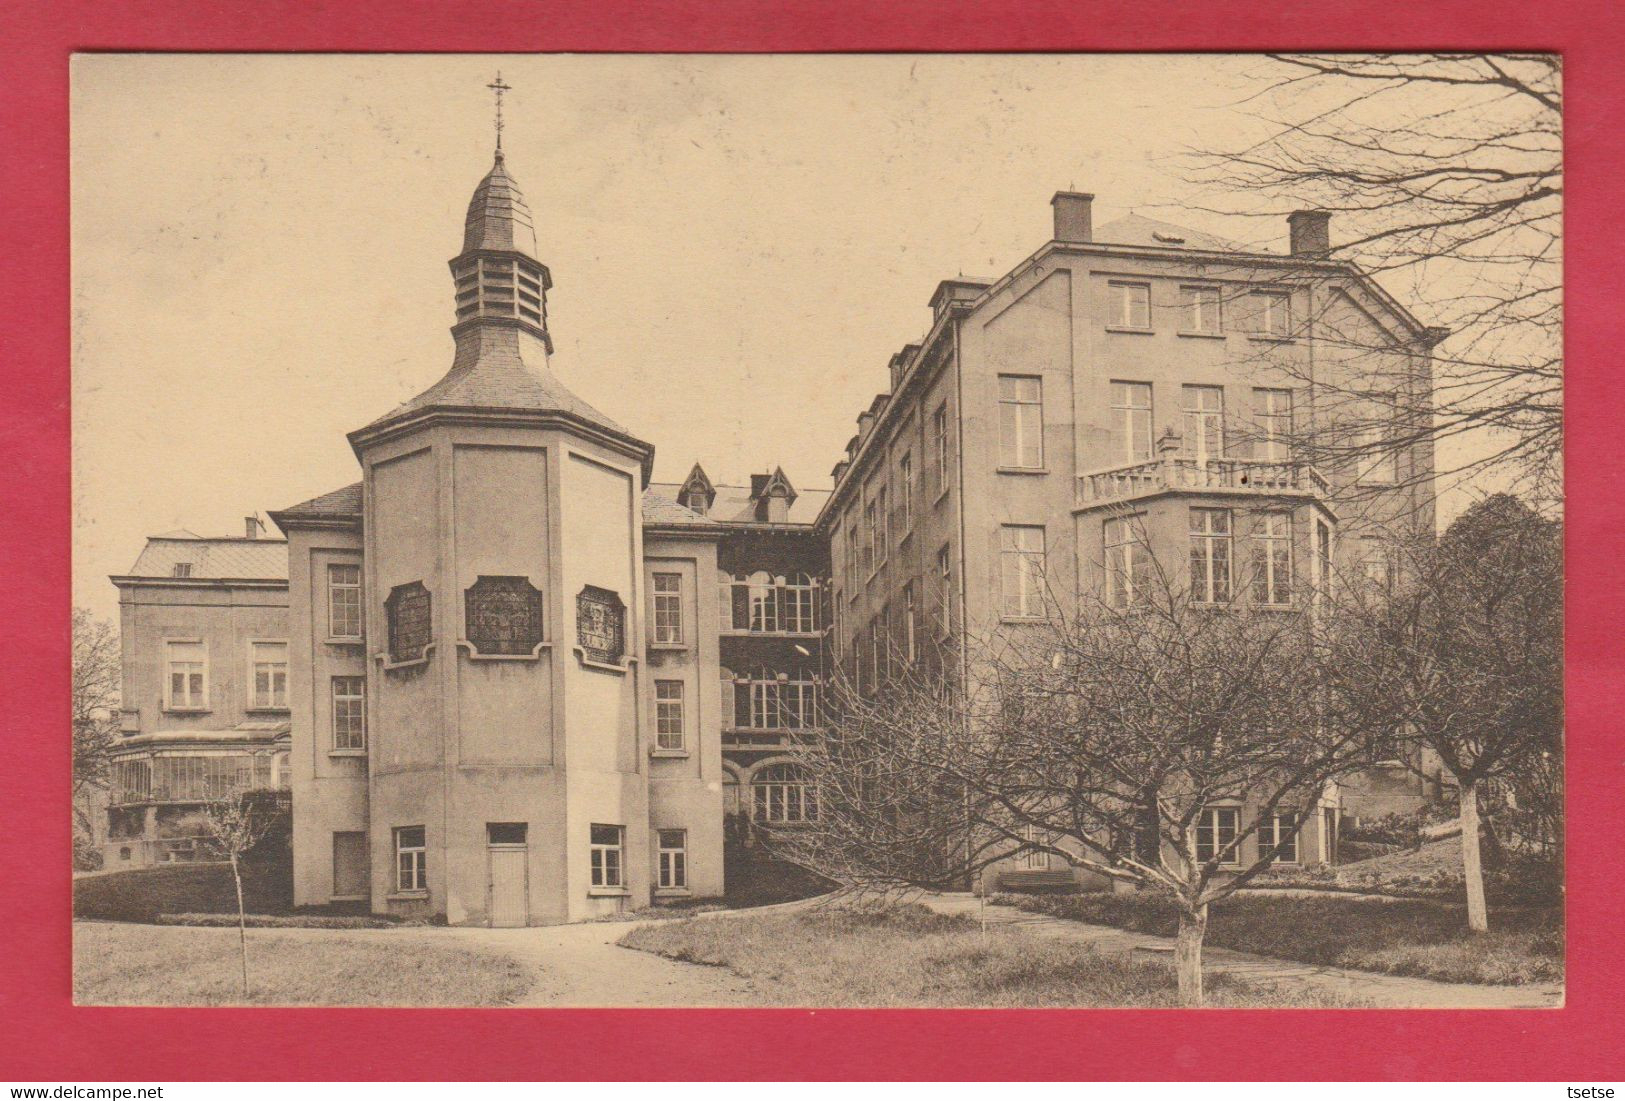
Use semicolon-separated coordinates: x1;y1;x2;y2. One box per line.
450;151;553;352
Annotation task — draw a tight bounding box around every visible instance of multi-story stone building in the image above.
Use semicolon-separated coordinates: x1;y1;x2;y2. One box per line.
103;143;1440;915
818;193;1443;889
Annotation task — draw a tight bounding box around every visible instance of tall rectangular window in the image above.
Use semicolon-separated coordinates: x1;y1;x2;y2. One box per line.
1111;381;1154;463
1104;516;1149;608
898;452;913;531
874;488;889;567
1355;425;1400;485
1315;518;1335;605
395;825;426;892
1182;285;1222;333
863;498;878;575
654;680;686;751
250;641;288;709
869;616;884;686
1022;824;1051;870
1182;385;1225;463
1000;525;1046;619
165;640;207;710
1259;810;1300;864
657;829;687;890
997;375;1044;469
936;544;953;635
932;402;950;492
332;675;366;750
651;572;683;644
1252;511;1294;606
1361;536;1396;592
328;563;362;639
1195;807;1240;865
903;582;917;663
1253;388;1293;462
1111;281;1152;329
844;511;858;582
1252;290;1292;337
1189;508;1232;604
590;824;624;888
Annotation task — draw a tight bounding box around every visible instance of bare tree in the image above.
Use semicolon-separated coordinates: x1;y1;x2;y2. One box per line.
72;607;120;865
1323;493;1562;931
1187;54;1561;502
781;543;1383;1007
201;787;274;999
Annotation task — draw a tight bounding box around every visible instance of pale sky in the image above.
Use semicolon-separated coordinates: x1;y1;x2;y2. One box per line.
70;52;1363;622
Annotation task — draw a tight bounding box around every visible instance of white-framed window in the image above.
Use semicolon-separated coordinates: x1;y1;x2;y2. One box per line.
1182;285;1222;334
657;829;687;890
1110;281;1152;329
1104;516;1150;608
655;679;686;751
862;498;878;575
903;582;917;663
1000;525;1046;619
1355;426;1400;485
395;825;426;892
752;762;818;823
1022;824;1050;870
898;452;913;531
1360;536;1396;592
328;563;362;639
332;675;366;750
1182;385;1225;464
164;639;208;710
722;571;818;634
171;562;193;578
248;641;289;709
1252;290;1292;337
936;543;953;635
734;669;818;731
651;572;683;644
1252;511;1294;606
1195;807;1241;866
1258;810;1300;864
1189;508;1232;604
1110;381;1154;463
589;824;624;888
873;488;889;568
843;511;858;582
1315;518;1335;606
1253;388;1293;462
997;375;1044;469
932;402;950;492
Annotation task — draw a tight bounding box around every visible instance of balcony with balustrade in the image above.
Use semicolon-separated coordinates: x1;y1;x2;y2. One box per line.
1076;455;1331;512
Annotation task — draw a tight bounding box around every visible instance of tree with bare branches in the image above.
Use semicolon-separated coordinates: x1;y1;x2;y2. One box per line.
72;607;120;867
1188;54;1561;502
201;787;275;999
1322;493;1562;932
780;546;1385;1007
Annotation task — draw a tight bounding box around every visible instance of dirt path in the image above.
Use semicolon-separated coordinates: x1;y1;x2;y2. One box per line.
436;919;759;1007
921;893;1563;1009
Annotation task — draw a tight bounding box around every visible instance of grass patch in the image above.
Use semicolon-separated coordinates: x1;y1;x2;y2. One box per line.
993;891;1563;986
74;922;530;1006
619;902;1360;1007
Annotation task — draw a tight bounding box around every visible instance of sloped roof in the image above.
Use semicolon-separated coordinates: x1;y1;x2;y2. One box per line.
1093;213;1240;254
361;351;633;436
124;536;288;581
464;151;539;257
647;480;830;527
641;487;719;527
276;481;363;521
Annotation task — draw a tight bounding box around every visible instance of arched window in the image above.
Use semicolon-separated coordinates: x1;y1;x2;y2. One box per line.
752;762;818;823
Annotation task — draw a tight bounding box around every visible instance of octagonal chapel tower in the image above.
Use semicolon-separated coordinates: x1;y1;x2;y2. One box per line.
343;148;656;925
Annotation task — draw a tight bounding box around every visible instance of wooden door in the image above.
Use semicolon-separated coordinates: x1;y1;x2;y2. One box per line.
488;846;528;927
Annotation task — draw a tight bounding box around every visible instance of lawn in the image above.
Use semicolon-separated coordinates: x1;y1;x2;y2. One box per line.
993;891;1563;986
74;922;530;1006
619;902;1360;1007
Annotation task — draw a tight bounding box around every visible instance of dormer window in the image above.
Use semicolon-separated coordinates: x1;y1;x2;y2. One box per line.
172;563;193;578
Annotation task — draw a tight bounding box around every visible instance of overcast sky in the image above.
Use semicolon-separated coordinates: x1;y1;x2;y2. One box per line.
70;53;1365;622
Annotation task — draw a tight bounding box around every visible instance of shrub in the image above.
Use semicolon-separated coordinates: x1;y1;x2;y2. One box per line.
74;862;292;923
1343;810;1424;849
157;912;402;929
73;836;105;872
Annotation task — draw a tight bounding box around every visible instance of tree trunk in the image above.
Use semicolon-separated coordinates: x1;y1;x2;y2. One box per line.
1460;780;1489;933
1175;904;1207;1007
232;853;250;998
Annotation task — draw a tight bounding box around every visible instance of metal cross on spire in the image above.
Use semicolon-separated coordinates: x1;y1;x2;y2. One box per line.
487;72;512;153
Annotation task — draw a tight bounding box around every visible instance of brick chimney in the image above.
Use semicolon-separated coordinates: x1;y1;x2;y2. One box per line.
1051;191;1094;244
1288;210;1331;257
244;514;264;539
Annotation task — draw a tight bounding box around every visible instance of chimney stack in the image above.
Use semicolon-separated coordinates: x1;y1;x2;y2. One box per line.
244;514;264;540
1051;191;1094;244
1288;210;1331;257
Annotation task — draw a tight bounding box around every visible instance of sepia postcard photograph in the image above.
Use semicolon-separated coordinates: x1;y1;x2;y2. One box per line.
67;50;1564;1015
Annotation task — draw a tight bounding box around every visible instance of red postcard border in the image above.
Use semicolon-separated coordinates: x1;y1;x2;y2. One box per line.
3;0;1621;1082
